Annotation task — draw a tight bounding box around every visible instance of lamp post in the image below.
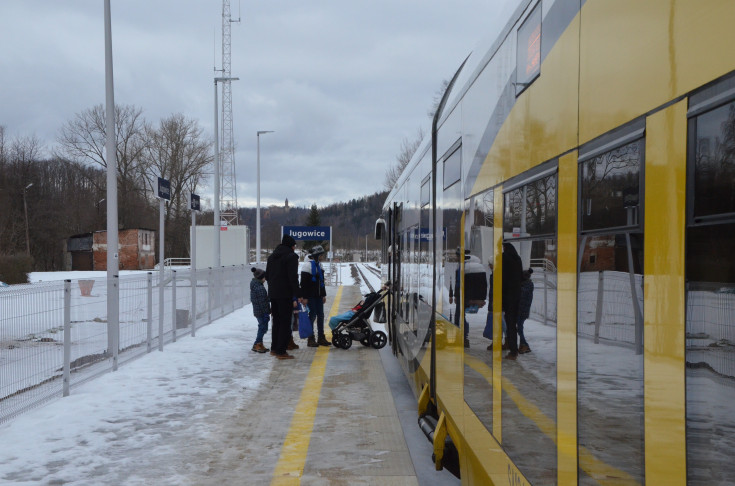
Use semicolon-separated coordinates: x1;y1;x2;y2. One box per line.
213;76;239;268
23;183;33;256
96;198;106;228
104;0;120;371
256;130;274;263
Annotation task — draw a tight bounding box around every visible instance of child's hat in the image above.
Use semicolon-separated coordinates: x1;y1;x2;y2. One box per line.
251;267;266;279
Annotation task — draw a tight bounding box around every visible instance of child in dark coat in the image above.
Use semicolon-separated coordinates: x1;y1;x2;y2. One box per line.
250;267;270;353
517;269;534;354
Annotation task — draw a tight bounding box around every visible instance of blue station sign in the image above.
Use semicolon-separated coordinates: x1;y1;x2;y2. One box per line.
283;226;331;241
157;177;171;201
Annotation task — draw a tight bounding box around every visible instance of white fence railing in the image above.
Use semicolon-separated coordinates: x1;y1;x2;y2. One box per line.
0;265;250;424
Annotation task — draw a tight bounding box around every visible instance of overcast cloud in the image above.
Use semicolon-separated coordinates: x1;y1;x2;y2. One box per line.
0;1;515;209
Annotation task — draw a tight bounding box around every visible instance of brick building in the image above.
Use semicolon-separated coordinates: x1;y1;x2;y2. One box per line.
65;229;156;271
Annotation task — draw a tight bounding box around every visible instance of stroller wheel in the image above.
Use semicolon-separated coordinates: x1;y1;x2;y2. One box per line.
370;331;387;349
360;336;371;347
333;334;353;349
340;335;353;350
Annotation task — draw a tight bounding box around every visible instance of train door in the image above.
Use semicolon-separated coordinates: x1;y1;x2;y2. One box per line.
390;203;401;354
576;121;645;485
461;188;495;432
502;165;559;485
684;81;735;485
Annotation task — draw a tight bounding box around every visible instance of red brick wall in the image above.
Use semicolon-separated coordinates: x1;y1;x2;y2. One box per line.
92;229;156;270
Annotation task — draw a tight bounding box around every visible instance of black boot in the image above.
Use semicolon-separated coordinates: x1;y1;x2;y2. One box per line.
317;335;331;347
307;336;318;347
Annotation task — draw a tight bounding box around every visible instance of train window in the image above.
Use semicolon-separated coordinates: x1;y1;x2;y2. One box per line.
501;178;559;484
577;228;645;480
463;189;494;433
421;176;431;207
503;173;557;237
686;93;735;484
443;146;461;190
579;137;643;232
690;100;735;220
515;1;541;95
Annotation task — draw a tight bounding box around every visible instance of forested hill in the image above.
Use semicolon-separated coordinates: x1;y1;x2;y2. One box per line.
238;190;388;252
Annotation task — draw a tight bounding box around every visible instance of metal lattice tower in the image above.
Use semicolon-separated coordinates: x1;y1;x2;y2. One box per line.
220;0;240;225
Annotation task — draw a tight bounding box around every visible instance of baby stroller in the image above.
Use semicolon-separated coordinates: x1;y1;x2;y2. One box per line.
330;287;389;350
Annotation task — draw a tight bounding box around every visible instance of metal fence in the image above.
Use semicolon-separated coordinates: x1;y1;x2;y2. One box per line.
686;282;735;379
577;270;644;350
0;265;250;424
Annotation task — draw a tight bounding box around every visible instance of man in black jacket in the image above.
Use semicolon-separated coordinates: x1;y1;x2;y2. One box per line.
502;242;523;360
266;234;300;359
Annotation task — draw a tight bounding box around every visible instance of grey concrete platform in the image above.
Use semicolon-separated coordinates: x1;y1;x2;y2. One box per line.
186;284;458;485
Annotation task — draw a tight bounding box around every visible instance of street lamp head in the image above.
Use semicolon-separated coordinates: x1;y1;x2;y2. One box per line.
257;130;274;136
25;183;33;190
214;76;239;83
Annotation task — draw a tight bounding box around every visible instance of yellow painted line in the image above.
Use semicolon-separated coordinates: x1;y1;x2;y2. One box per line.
270;286;344;485
464;354;637;484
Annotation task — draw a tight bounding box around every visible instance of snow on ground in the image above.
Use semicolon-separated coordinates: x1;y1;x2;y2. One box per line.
0;304;269;485
0;262;382;485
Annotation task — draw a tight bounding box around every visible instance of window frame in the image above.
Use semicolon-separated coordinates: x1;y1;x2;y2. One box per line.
502;159;558;241
687;77;735;227
515;1;542;97
578;119;646;236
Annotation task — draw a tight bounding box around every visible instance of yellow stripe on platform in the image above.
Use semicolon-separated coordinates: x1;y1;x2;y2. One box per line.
270;286;344;485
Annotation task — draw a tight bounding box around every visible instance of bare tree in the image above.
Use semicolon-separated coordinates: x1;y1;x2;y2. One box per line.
56;104;148;228
428;79;450;119
384;127;425;191
142;113;212;257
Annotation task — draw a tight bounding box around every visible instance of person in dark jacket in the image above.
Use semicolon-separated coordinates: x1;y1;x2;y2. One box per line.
250;267;270;353
300;245;330;347
502;242;523;360
449;248;487;348
265;234;300;360
517;269;534;354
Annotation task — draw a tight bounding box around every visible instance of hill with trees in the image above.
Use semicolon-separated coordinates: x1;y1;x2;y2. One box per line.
237;190;388;255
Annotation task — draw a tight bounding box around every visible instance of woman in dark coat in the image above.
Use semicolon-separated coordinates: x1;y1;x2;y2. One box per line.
502;242;523;359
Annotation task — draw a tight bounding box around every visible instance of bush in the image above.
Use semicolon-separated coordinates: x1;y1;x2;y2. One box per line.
0;254;33;284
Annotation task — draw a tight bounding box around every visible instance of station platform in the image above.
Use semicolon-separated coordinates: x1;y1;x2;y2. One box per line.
208;284;459;485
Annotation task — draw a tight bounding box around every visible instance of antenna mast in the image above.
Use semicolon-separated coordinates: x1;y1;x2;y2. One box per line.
220;0;240;226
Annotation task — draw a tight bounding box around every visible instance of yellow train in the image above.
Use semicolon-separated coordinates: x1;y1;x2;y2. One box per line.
376;1;735;484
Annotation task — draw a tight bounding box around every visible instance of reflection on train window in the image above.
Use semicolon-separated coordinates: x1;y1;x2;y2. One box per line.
580;138;643;232
691;100;735;219
503;174;557;237
463;189;494;432
442;180;463;331
501;238;558;485
577;231;645;484
499;171;559;485
440;143;463;347
686;97;735;485
416;174;432;339
515;1;541;95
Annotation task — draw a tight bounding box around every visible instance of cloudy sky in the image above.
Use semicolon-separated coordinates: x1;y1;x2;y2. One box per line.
0;1;515;209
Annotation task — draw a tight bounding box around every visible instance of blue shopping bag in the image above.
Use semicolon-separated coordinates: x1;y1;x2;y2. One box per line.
483;312;493;340
297;303;313;339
